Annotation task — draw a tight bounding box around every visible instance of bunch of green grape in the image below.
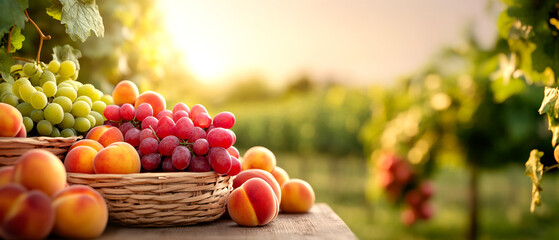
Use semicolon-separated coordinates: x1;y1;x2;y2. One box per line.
0;60;114;137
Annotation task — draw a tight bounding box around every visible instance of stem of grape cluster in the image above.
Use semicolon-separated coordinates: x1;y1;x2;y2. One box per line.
25;10;52;63
543;163;559;173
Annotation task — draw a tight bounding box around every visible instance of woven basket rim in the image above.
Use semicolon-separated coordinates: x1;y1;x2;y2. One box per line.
67;171;223;178
0;136;82;142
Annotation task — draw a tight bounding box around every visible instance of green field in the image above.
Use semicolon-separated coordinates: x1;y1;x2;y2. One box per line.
276;153;559;240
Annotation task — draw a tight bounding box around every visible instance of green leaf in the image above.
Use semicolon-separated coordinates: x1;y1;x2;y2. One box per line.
59;0;104;42
0;0;28;36
47;0;63;21
491;76;526;103
0;47;14;81
525;149;544;213
538;87;558;115
8;26;25;53
52;44;82;70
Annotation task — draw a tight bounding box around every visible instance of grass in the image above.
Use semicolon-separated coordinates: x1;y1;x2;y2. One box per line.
275;153;559;240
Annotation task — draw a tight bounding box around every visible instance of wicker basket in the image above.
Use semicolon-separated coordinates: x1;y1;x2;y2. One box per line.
66;171;233;227
0;136;82;166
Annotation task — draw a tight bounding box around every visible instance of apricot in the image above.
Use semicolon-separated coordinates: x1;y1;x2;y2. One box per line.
227;178;279;226
52;185;108;238
0;188;55;240
94;142;141;174
65;146;98;174
233;169;281;201
112;80;139;105
135;91;166;116
69;139;104;152
0;167;13;186
0;103;23;137
241;146;277;172
271;166;290;187
280;179;315;213
86;125;124;147
12;149;67;196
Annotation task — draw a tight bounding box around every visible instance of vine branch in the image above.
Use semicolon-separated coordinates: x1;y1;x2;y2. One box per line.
25;10;51;63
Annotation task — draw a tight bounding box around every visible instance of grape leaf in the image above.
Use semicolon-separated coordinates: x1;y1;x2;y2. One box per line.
525;149;544;213
46;0;63;21
8;26;25;53
0;0;28;36
491;76;526;103
59;0;104;42
538;87;558;115
52;44;81;70
0;47;14;81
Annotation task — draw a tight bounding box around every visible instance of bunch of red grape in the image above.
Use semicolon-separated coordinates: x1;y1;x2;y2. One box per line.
375;152;434;225
103;102;241;176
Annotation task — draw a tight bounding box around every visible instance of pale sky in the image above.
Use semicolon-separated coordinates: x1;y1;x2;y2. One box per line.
158;0;500;87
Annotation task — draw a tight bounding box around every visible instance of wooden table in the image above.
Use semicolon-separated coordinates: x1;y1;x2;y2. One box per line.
95;203;357;240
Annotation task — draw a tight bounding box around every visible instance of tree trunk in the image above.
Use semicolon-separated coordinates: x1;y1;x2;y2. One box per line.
468;164;479;240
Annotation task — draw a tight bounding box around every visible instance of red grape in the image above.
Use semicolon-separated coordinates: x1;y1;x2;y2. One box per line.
173;110;189;122
226;156;241;176
135;103;153;121
206;127;234;149
140;128;157;141
139;137;158;155
226;146;240;158
104;105;121;121
188;155;211;172
141;116;159;131
158;135;179;156
104;120;120;127
141;153;161;171
172;102;190;114
162;157;178;172
186;127;206;143
156;109;173;120
120;103;135;121
125;127;141;147
193;138;210;155
208;147;232;174
227;129;236;145
189;104;207;120
194;112;212;129
119;121;135;136
156;116;176;139
213;111;235;129
175;117;194;139
171;146;191;170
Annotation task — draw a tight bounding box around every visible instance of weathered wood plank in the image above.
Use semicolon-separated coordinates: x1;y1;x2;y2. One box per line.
95;203;357;240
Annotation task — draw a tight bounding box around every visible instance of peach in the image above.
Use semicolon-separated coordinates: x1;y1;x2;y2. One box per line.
0;183;26;223
0;188;55;240
15;124;26;137
227;178;279;226
0;167;13;186
271;166;290;187
52;185;108;238
280;179;315;213
94;142;141;174
241;146;277;172
12;149;67;196
86;125;124;147
0;103;23;137
233;169;281;201
112;80;139;105
135;91;166;116
69;139;104;152
64;146;98;174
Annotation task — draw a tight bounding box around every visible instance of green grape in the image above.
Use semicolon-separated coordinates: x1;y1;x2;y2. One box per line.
77;84;95;97
91;101;107;114
44;103;64;124
30;91;47;110
30;109;44;122
47;60;60;74
58;61;76;78
55;87;77;102
22;117;33;132
57;82;73;89
0;82;12;93
58;112;75;129
16;102;33;117
12;78;30;99
75;96;92;107
34;86;42;92
52;96;72;112
19;84;36;103
92;89;103;102
89;111;104;127
39;70;56;86
85;114;96;127
23;62;38;77
100;94;114;105
37;120;53;136
71;100;91;117
50;127;61;137
71;71;79;81
30;69;42;86
57;77;71;84
2;94;19;107
10;64;23;74
60;128;75;137
42;81;57;98
74;117;91;133
72;81;82;91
